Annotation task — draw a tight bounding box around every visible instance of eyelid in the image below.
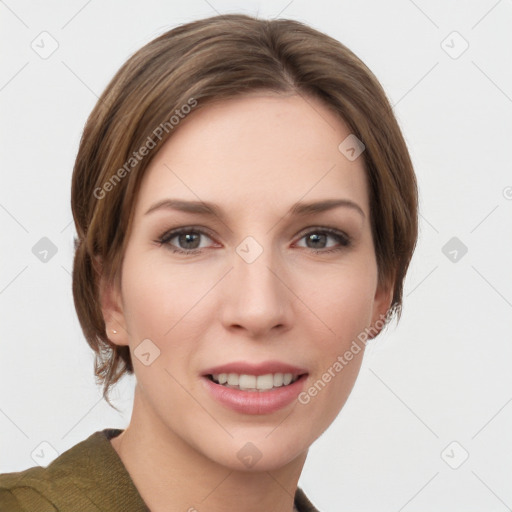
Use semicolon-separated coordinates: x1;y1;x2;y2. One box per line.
157;224;352;254
294;225;350;241
158;225;217;246
292;226;351;250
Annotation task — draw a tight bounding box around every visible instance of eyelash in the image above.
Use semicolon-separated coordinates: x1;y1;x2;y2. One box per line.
156;225;352;256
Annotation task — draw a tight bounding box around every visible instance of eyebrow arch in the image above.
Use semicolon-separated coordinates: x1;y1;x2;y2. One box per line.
145;198;365;219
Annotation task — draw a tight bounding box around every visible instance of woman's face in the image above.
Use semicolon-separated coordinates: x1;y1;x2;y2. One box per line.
103;93;392;471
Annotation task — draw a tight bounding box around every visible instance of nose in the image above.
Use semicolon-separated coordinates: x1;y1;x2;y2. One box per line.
219;241;292;338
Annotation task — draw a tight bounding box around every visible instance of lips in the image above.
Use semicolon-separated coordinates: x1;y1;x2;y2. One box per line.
202;361;308;377
201;361;309;415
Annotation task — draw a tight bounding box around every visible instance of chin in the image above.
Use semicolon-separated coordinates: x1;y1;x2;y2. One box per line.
192;426;312;473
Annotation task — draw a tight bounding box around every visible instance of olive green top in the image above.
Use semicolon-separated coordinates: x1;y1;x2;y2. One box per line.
0;429;319;511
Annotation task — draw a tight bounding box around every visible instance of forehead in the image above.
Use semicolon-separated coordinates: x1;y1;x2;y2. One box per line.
135;94;369;219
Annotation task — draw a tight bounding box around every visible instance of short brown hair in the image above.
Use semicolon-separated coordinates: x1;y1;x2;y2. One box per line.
71;13;418;408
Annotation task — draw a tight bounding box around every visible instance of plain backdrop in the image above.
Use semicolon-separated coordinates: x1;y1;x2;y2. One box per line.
1;1;511;511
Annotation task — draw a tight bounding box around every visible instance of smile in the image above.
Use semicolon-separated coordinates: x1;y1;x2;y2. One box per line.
207;372;300;391
201;361;309;415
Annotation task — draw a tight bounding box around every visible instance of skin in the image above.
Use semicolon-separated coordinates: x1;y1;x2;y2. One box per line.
101;93;393;512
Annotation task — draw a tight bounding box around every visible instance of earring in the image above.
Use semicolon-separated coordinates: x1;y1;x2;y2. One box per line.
112;329;118;334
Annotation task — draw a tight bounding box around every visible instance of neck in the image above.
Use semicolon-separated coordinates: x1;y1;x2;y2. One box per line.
110;384;307;512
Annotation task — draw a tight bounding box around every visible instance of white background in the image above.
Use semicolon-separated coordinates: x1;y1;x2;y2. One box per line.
1;1;511;511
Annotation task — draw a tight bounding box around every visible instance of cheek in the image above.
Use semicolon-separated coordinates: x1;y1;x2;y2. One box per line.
297;263;376;413
302;260;377;339
121;252;205;339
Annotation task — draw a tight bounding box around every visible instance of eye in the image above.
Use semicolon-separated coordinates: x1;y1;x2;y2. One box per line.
157;226;352;256
295;227;351;254
157;227;216;255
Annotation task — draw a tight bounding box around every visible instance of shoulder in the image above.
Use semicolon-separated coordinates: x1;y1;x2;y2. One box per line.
0;429;129;512
0;465;54;511
0;489;24;511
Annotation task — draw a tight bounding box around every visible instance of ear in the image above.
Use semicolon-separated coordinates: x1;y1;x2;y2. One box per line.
97;258;130;347
368;278;394;340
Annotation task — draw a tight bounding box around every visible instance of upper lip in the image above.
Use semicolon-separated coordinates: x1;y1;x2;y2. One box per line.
202;360;308;377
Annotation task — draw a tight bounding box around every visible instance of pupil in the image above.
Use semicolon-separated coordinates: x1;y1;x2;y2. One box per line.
179;233;200;249
307;233;325;248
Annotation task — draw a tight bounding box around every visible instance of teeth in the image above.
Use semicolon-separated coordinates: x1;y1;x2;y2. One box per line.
256;374;274;390
227;373;239;386
273;373;284;387
210;372;299;391
239;374;256;390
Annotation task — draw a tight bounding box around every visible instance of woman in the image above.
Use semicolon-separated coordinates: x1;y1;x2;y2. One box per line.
0;13;417;511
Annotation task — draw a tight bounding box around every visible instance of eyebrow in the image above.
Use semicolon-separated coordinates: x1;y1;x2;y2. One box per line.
145;198;365;219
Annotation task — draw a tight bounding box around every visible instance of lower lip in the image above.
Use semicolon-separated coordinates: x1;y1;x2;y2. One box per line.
202;375;308;415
